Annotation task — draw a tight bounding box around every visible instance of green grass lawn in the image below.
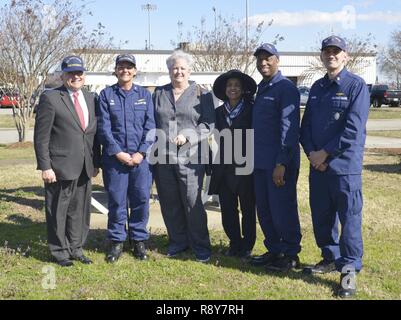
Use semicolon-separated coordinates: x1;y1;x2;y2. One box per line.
0;144;35;161
300;107;401;120
367;131;401;139
0;108;401;130
368;107;401;120
0;146;400;299
0;115;35;129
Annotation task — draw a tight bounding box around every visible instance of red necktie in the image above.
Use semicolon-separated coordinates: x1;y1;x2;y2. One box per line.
72;92;86;130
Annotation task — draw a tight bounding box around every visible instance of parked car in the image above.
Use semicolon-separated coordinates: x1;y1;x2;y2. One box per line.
298;86;310;106
370;84;401;108
0;88;20;108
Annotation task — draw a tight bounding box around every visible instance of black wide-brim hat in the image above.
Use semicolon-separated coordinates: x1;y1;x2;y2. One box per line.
213;69;257;101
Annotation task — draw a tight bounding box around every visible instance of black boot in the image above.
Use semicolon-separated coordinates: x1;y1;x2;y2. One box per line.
106;241;123;263
337;272;357;298
249;252;279;267
132;241;148;260
265;254;300;272
303;259;336;274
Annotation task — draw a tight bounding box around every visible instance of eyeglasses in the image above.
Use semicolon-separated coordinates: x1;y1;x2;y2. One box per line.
116;65;135;71
322;47;343;55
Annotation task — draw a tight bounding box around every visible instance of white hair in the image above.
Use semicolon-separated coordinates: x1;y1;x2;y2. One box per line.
166;50;194;71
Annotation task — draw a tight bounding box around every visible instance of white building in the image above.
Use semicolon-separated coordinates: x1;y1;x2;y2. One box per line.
49;49;376;93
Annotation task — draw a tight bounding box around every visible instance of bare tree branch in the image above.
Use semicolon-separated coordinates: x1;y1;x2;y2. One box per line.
299;33;377;87
0;0;117;142
380;30;401;89
172;14;282;74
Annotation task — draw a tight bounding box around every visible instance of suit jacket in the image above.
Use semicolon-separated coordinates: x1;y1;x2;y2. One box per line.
208;101;254;195
34;86;100;180
152;81;215;164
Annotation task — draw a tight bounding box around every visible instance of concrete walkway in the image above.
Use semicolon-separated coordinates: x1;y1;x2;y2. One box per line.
0;128;33;144
90;194;224;232
365;135;401;148
367;119;401;131
3;126;401;148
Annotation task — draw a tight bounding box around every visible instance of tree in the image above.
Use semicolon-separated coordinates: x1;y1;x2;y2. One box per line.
172;13;283;74
381;30;401;89
0;0;116;142
299;33;377;86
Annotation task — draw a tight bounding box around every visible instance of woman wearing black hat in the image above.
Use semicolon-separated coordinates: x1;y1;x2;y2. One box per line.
209;70;257;258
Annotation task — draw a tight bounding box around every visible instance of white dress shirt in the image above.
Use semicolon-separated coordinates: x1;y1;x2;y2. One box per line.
67;89;89;128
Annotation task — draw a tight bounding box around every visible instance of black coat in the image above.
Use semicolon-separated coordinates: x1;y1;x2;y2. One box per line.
34;86;101;180
208;101;254;195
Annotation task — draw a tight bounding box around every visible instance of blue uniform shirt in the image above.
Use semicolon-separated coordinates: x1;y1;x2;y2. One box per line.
252;71;301;170
96;84;156;156
300;68;370;175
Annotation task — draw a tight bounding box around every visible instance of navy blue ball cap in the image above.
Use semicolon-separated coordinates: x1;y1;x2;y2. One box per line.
61;56;86;72
253;43;279;58
321;35;347;51
115;54;136;67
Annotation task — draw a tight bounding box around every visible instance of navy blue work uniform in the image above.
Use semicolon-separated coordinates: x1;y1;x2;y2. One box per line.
252;71;302;256
300;68;370;272
96;84;155;242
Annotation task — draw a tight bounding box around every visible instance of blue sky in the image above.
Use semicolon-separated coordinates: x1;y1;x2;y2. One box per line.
1;0;400;52
79;0;401;52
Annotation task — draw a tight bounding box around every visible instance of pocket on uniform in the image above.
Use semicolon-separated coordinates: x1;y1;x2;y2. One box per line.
338;175;363;216
133;105;146;124
133;105;147;111
332;100;349;117
109;105;121;120
348;175;362;191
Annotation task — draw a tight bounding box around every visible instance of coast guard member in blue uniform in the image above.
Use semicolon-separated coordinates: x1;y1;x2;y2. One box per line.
300;36;370;298
250;43;302;272
96;54;155;263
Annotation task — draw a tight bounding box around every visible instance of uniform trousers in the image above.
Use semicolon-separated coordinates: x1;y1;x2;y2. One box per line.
254;168;302;256
309;171;363;272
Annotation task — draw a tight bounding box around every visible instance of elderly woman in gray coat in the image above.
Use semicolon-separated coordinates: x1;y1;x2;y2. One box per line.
151;50;215;263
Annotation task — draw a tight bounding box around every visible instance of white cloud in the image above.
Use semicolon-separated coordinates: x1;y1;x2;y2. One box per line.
357;11;401;24
248;10;401;28
350;0;377;9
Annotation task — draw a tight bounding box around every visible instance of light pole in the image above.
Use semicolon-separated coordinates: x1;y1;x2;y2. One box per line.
245;0;249;50
142;3;157;50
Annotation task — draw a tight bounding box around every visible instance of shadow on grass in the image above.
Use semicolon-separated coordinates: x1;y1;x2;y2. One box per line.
0;186;44;211
0;213;338;295
150;236;339;294
0;215;49;263
363;163;401;174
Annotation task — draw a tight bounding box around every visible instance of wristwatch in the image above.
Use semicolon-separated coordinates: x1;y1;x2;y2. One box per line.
138;151;146;159
276;163;285;168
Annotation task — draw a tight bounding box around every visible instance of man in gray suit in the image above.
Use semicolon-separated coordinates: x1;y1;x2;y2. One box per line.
34;56;100;267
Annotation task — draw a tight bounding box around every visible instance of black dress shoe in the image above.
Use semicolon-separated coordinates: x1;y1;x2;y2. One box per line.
265;254;300;272
106;241;123;263
132;241;148;260
239;250;252;259
337;272;357;298
303;259;336;274
224;247;240;257
249;252;279;266
57;259;74;267
72;255;93;264
167;247;189;258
